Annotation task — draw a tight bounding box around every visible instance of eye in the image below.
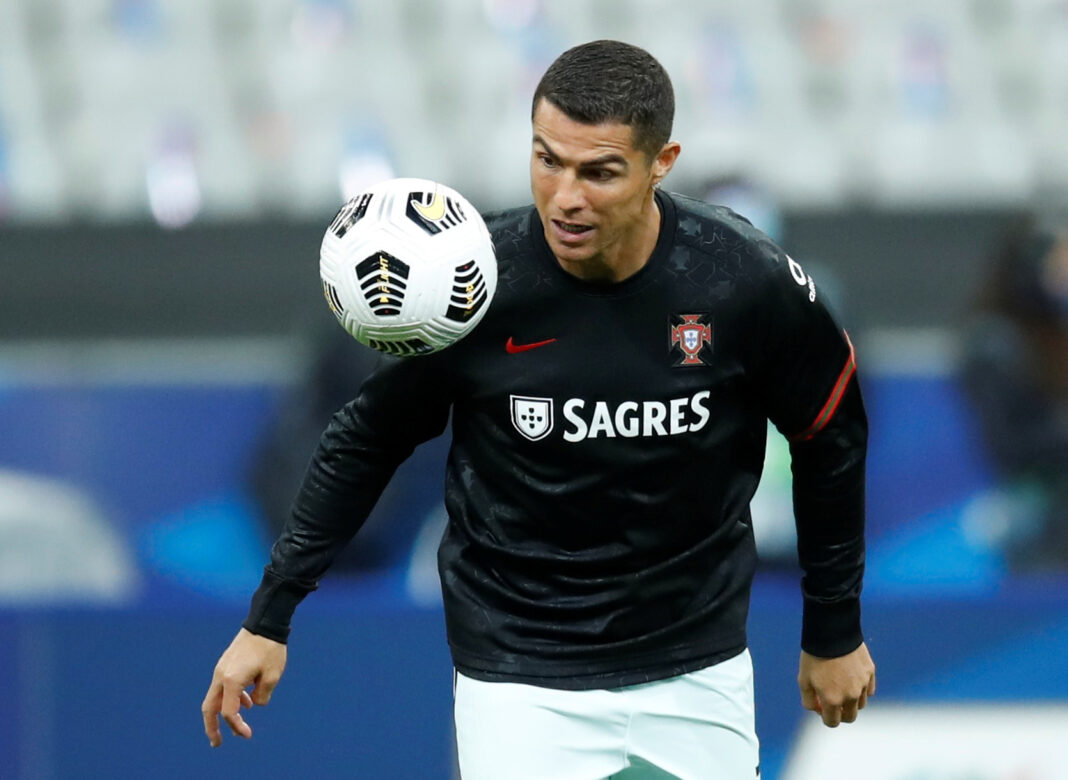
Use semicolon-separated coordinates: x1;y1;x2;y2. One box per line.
587;168;616;182
538;154;557;169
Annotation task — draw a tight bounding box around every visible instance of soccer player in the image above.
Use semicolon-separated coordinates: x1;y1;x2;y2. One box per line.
203;40;875;778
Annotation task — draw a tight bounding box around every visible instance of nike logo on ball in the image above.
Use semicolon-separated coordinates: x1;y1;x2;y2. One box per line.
411;192;446;222
506;337;557;354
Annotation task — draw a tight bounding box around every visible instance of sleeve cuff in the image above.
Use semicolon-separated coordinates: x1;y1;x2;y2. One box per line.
242;568;317;645
801;598;863;658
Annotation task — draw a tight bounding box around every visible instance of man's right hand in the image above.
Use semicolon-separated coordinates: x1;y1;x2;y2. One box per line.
202;628;287;747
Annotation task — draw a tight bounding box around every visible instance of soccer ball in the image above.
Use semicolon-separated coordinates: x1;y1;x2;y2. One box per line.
319;177;498;356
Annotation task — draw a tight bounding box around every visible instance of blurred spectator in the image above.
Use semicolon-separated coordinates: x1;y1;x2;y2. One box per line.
146;120;201;229
961;218;1068;569
0;128;10;219
249;325;449;573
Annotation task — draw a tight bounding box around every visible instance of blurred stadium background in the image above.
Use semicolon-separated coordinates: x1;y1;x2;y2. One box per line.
1;0;1067;778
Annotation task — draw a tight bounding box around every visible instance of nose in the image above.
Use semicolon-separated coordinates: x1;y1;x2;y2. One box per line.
553;171;586;214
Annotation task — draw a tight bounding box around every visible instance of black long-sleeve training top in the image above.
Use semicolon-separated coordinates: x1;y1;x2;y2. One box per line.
243;189;868;690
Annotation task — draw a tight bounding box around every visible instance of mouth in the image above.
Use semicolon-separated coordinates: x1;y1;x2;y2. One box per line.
550;219;594;243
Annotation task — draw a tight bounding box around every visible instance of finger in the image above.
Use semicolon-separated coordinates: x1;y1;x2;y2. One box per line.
868;670;877;697
202;682;224;748
822;704;842;728
799;680;819;712
240;690;254;709
840;697;859;724
252;674;280;706
220;682;253;740
857;688;868;710
223;709;252;739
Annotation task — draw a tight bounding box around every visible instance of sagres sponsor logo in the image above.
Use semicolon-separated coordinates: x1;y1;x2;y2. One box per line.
670;313;713;367
511;395;553;441
563;391;711;442
510;391;712;443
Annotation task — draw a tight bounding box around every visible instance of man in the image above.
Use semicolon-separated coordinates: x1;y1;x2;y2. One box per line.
203;40;875;778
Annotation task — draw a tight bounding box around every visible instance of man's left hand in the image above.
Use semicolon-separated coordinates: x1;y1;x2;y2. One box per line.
798;642;876;727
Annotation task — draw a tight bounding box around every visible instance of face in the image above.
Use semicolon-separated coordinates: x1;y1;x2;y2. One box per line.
530;99;679;280
1041;236;1068;320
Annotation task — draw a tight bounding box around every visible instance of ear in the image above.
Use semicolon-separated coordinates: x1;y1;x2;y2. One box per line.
651;141;681;185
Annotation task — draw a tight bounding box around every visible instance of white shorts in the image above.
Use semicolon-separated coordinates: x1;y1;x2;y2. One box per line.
454;649;760;780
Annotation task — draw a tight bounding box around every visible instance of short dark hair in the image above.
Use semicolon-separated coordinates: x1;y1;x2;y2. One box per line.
532;40;674;160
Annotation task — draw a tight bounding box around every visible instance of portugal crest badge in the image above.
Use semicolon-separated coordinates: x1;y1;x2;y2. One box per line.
669;313;713;367
510;395;554;441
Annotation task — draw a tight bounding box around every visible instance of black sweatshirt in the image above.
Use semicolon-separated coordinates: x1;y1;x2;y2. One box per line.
244;189;867;689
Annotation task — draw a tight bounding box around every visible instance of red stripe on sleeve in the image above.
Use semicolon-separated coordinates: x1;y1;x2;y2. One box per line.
791;331;857;443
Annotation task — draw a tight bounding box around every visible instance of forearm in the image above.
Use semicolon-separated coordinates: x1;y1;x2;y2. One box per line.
790;379;867;658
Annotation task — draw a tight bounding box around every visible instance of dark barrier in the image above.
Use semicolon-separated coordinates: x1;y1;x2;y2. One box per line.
0;209;1015;341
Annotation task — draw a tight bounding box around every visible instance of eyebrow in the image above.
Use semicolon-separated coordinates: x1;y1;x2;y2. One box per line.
533;135;629;169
